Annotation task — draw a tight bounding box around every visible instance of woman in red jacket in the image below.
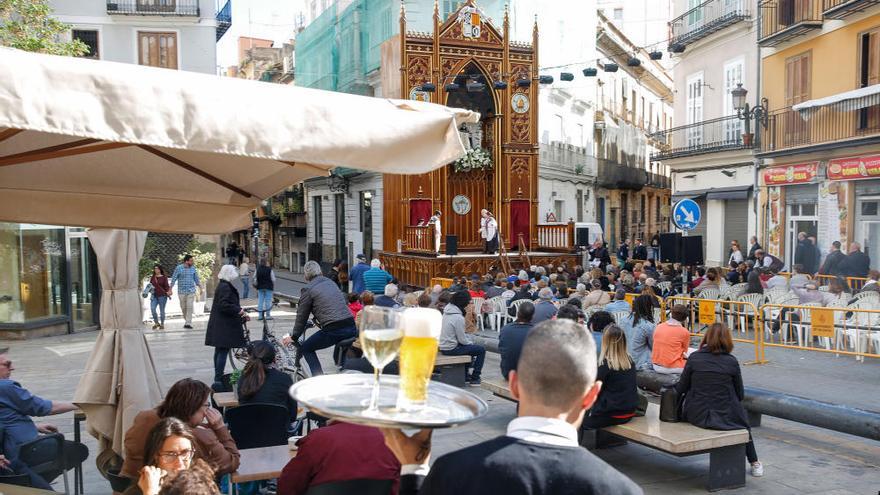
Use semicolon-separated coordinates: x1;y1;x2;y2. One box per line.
149;265;171;330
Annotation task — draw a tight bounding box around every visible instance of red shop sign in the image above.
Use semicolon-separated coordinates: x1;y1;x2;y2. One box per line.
828;155;880;181
763;162;818;186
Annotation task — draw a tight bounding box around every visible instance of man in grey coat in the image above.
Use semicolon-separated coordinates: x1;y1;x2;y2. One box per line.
438;291;485;386
532;288;558;324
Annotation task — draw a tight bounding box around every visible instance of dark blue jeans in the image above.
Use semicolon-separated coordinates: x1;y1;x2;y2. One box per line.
441;344;486;379
301;325;358;376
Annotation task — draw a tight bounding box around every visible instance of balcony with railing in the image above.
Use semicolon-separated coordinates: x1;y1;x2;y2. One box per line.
537;222;576;253
823;0;880;19
669;0;751;49
402;226;435;255
216;0;232;40
107;0;199;16
760;103;880;154
759;0;824;47
650;115;754;160
596;160;648;190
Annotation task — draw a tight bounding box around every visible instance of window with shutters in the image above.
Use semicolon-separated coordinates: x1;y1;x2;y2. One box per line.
859;29;880;131
686;72;704;147
138;32;178;69
687;0;703;27
723;58;744;142
784;51;811;146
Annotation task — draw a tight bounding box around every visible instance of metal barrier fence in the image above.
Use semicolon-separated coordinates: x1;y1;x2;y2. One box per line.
665;295;763;363
813;274;868;291
758;303;880;362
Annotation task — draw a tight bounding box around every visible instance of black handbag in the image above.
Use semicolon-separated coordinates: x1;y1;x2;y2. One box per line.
659;386;683;422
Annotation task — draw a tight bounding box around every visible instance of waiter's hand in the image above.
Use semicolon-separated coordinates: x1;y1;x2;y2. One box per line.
381;428;433;465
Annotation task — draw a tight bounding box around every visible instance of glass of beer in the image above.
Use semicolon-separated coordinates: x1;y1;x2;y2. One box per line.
359;306;404;412
397;308;442;411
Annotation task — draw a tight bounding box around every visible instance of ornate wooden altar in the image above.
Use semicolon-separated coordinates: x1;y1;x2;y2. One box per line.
381;1;562;286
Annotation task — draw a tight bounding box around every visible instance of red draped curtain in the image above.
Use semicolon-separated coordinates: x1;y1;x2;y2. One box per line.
410;199;433;226
510;200;530;250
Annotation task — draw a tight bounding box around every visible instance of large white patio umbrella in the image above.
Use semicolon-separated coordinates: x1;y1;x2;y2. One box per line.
0;47;477;460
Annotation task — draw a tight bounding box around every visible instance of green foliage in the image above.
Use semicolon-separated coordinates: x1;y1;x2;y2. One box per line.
0;0;89;56
180;239;217;291
574;163;585;176
229;368;242;385
139;236;161;286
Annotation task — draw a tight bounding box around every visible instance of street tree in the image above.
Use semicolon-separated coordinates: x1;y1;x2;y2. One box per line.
0;0;87;55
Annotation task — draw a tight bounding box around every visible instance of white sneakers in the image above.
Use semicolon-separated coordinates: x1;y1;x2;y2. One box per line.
750;461;764;477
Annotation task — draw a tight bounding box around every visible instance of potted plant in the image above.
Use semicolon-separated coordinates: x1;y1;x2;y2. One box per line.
229;369;242;397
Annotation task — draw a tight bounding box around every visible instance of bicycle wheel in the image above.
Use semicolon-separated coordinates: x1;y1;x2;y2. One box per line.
228;347;249;371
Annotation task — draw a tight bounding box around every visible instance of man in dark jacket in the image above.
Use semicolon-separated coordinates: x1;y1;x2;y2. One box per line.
290;261;358;375
617;239;630;266
348;254;370;294
382;320;642;495
838;242;871;278
632;239;648;261
818;241;846;276
793;232;809;271
498;302;534;379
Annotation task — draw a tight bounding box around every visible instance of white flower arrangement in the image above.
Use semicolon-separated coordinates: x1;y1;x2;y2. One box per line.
453;147;492;173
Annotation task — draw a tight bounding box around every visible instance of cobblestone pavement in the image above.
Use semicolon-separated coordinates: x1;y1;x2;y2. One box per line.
3;307;878;494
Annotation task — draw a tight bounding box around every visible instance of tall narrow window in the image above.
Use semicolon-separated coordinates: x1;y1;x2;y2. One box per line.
138;32;178;69
686;72;704;147
687;0;703;27
723;58;745;142
859;29;880;131
313;196;323;241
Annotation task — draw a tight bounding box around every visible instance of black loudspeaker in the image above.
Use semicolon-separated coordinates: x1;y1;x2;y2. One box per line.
659;233;682;263
575;227;590;247
445;235;458;256
681;236;704;265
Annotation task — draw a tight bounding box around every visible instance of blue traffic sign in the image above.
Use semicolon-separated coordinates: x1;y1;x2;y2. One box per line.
673;199;701;231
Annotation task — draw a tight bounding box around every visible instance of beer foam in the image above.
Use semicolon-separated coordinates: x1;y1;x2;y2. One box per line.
402;308;442;337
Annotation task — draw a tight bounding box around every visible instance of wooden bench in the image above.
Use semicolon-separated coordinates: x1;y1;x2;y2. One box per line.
481;380;749;492
432;354;473;387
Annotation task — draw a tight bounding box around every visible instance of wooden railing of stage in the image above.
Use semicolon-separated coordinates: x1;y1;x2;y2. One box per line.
537;222;575;252
403;226;434;255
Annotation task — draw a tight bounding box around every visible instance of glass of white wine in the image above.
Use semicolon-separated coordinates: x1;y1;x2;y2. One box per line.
359;306;404;413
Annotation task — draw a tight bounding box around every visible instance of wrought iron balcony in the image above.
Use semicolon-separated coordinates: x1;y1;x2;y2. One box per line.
823;0;880;19
216;0;232;41
669;0;751;50
759;0;823;47
647;172;671;189
760;104;880;154
106;0;199;16
649;115;753;161
597;160;648;190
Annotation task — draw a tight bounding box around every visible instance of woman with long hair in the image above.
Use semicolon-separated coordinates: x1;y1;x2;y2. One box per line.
238;341;296;420
744;270;764;295
676;323;763;477
582;325;638;430
205;264;248;387
149;265;171;330
729;240;744;266
128;418;216;495
620;294;656;370
121;379;239;481
694;267;721;295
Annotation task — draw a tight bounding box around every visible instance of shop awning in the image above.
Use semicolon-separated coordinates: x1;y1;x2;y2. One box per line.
673;185;752;201
792;84;880;119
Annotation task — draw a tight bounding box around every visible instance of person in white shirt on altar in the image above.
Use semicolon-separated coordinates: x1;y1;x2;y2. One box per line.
429;210;442;254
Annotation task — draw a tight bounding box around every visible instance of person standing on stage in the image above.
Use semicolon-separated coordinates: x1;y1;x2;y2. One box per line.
479;209;489;253
429;210;442;254
485;211;499;254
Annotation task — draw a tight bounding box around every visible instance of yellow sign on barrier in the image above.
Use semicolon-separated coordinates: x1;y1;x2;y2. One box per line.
625;293;635;306
811;308;834;338
698;300;715;325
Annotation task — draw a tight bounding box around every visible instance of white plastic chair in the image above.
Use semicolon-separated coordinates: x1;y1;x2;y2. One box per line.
471;297;486;332
838;299;880;361
696;288;720;301
736;293;766;335
508;298;531;319
784;301;821;347
727;283;748;300
764;287;788;304
657;281;672;295
485;296;507;332
853;291;880;304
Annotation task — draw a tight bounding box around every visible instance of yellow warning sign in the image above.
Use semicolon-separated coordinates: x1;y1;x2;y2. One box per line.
811;308;834;338
698;300;715;325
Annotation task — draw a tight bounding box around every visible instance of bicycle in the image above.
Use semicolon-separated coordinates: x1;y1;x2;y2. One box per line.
230;308;311;384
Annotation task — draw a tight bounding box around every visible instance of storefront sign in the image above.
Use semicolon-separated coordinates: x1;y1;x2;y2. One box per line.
827;155;880;181
762;163;818;186
811;308;834;338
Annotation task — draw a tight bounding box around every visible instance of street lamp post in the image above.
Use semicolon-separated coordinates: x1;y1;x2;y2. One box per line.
731;83;768;145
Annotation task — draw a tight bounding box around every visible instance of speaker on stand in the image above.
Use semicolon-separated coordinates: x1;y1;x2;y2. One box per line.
659;233;682;263
445;235;458;256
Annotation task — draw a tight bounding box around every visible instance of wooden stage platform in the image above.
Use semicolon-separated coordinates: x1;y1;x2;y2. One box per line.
379;250;581;289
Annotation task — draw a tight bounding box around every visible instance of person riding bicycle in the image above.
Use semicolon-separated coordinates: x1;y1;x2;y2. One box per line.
288;261;358;376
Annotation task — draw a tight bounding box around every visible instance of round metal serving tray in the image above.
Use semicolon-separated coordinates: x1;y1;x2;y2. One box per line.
289;374;488;429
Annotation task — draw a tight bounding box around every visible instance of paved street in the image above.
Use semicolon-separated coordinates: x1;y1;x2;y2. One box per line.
3;306;877;494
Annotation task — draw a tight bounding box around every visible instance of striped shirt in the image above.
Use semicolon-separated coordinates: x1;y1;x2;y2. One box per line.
363;267;392;294
170;264;200;295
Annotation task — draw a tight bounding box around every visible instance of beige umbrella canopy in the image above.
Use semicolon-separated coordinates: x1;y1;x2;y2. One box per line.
0;47;477;461
0;47;478;233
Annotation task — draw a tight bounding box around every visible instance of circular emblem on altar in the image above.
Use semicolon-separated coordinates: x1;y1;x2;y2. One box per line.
452;195;472;215
511;93;530;114
409;87;430;102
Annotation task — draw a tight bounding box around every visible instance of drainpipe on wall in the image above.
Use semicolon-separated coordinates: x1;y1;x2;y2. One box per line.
753;1;763;243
